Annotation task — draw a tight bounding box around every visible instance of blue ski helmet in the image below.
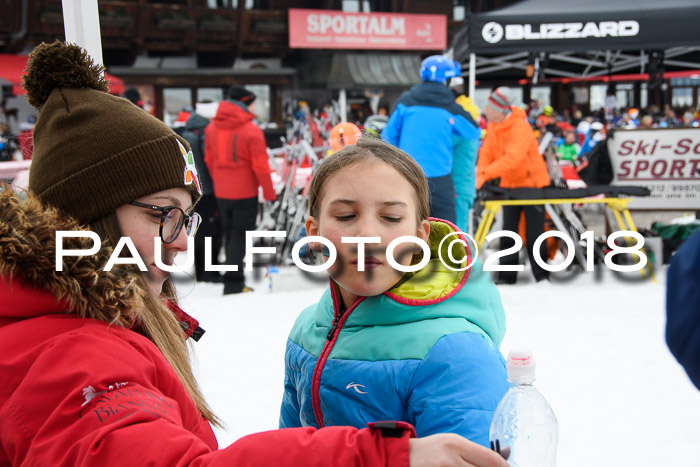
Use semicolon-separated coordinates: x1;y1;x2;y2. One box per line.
420;55;461;84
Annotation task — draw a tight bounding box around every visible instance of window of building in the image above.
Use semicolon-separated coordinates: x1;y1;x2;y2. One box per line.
671;77;700;86
197;88;224;103
530;86;550;107
342;0;370;12
672;87;694;108
616;84;633;109
163;88;192;127
208;0;254;8
453;0;466;21
590;84;607;112
244;84;271;124
367;0;393;12
573;86;589;105
473;88;491;112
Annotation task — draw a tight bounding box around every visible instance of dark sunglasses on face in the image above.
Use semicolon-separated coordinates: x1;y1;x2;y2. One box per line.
129;201;202;244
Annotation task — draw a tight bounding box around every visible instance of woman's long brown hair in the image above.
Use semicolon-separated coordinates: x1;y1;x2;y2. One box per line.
90;213;221;427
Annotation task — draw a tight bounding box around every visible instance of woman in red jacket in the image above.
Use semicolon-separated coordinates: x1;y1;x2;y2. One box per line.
0;41;506;467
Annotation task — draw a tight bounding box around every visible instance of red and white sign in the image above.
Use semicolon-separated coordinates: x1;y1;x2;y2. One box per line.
609;128;700;209
288;9;446;50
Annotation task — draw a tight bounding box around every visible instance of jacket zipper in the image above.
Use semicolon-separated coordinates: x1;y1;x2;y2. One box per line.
232;134;238;163
327;315;340;341
310;285;363;428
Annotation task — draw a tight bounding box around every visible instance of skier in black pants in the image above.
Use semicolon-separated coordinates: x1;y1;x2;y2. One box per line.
499;205;549;284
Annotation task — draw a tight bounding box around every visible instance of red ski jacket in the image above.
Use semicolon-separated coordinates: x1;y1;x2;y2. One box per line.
204;100;276;201
0;188;412;467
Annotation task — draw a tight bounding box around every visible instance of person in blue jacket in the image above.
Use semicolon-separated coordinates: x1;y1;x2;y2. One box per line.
450;76;483;233
666;228;700;390
382;55;481;225
279;137;508;447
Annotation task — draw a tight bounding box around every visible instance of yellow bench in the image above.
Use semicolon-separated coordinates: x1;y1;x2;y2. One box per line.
473;196;656;281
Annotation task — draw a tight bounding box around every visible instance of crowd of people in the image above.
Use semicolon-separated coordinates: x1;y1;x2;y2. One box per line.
159;55;697;286
0;40;510;467
1;41;698;467
527;98;699;133
525;98;700;165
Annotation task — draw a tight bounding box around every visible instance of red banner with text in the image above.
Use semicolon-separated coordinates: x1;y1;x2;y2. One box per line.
288;9;446;50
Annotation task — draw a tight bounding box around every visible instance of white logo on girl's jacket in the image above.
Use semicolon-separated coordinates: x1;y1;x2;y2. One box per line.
346;382;368;394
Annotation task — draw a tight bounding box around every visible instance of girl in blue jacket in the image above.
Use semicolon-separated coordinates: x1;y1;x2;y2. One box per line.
279;137;509;447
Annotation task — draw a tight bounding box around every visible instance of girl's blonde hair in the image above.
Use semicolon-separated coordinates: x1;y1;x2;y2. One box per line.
309;136;430;222
90;213;221;427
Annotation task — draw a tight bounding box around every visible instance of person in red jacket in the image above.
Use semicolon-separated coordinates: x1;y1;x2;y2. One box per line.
477;87;551;284
17;115;36;160
205;86;277;295
0;40;507;467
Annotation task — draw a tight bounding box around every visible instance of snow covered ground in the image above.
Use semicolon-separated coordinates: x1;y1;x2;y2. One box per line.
174;262;700;467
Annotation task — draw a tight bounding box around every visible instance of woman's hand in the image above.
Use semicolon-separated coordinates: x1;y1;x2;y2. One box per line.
408;433;508;467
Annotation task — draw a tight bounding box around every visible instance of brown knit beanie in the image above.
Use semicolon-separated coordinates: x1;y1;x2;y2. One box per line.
24;41;202;225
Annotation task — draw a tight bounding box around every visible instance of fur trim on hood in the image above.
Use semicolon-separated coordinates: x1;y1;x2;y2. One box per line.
0;185;143;321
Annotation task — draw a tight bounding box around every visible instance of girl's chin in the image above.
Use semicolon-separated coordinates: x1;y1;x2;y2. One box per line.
330;263;405;297
338;281;394;299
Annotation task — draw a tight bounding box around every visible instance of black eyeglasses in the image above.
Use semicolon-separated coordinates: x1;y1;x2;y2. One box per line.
129;201;202;244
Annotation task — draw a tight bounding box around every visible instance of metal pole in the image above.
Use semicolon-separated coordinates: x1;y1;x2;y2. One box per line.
468;53;476;98
62;0;104;67
339;89;347;123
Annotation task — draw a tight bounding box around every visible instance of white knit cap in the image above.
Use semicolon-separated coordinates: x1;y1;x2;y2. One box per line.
195;101;219;120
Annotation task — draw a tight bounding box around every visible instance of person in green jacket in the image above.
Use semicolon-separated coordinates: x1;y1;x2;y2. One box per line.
556;130;581;163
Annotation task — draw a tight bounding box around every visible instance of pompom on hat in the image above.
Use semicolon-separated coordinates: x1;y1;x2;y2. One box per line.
24;40;202;225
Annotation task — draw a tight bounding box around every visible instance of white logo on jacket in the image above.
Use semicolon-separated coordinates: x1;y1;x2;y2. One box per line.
346;382;368;394
81;382;129;406
81;386;106;406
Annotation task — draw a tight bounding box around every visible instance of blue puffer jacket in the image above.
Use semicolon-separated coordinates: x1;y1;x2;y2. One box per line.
666;229;700;390
382;82;481;178
280;221;508;447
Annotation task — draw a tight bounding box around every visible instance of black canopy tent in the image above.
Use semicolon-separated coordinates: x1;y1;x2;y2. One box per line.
451;0;700;91
469;0;700;55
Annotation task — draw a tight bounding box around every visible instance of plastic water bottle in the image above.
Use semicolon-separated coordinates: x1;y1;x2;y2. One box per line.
489;350;559;467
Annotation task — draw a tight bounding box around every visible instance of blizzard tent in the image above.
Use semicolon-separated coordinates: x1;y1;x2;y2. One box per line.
467;0;700;55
